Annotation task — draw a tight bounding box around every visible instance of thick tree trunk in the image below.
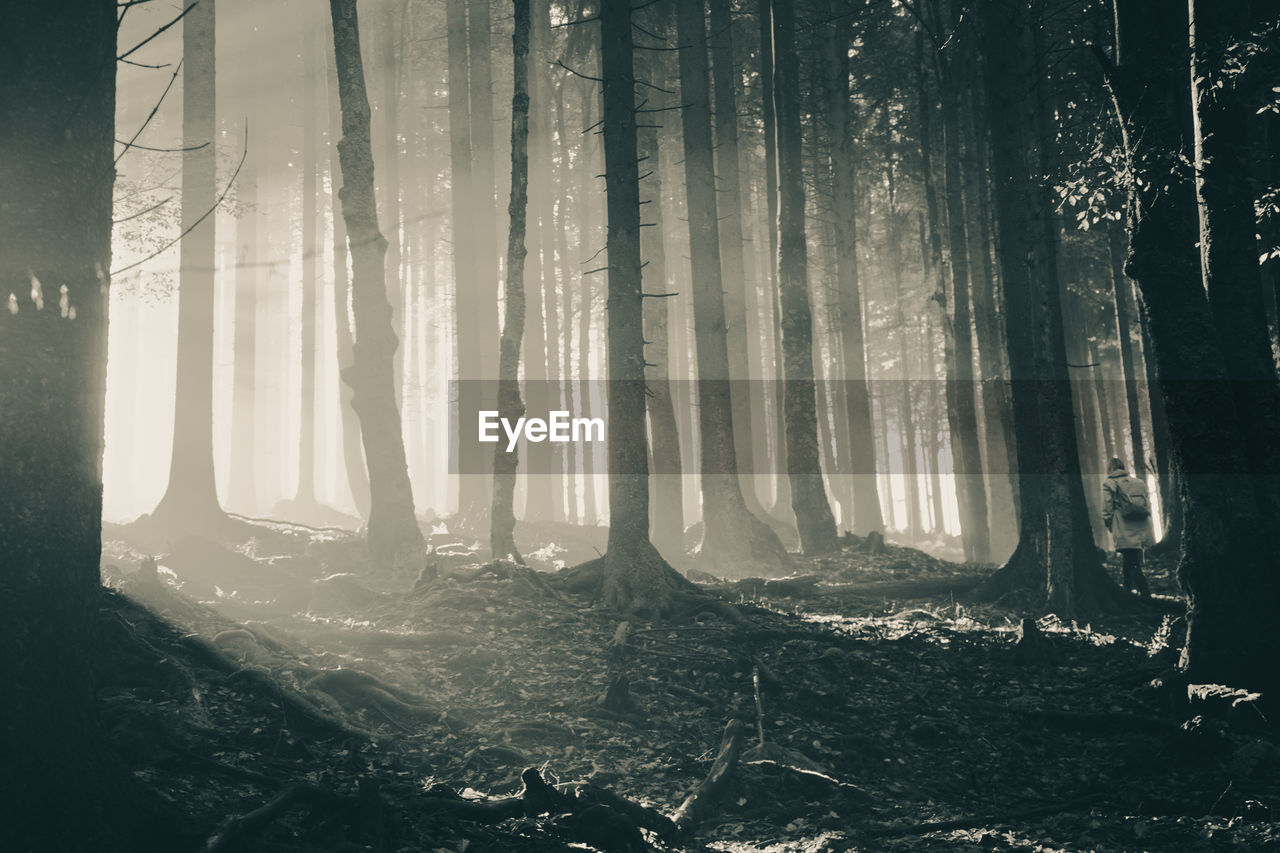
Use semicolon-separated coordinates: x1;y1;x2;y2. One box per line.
154;0;224;529
329;0;425;571
1188;0;1280;505
0;3;158;847
598;0;687;614
327;42;371;518
1114;0;1280;694
491;0;531;562
772;0;839;555
976;0;1123;612
676;0;790;577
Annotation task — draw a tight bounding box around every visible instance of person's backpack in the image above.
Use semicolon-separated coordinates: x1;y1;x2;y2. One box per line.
1114;478;1151;521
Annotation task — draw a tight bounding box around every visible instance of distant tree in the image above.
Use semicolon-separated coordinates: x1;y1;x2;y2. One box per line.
491;0;532;562
675;0;791;577
329;0;425;571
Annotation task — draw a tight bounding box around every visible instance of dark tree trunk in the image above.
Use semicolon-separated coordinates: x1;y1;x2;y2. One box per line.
676;0;790;576
598;0;688;614
773;0;839;555
329;0;425;571
327;41;371;518
976;0;1123;613
1113;0;1280;695
823;9;885;537
1188;0;1280;494
153;0;224;530
491;0;532;562
0;3;160;847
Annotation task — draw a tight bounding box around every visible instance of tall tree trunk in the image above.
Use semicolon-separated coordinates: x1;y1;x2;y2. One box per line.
823;10;884;536
597;0;690;614
327;40;371;517
977;0;1123;613
447;0;485;520
379;0;404;397
153;0;224;529
1113;0;1280;694
772;0;839;555
1188;0;1280;494
491;0;531;562
0;4;166;848
329;0;424;570
710;0;769;523
676;0;790;576
887;167;923;539
757;0;794;530
635;38;685;559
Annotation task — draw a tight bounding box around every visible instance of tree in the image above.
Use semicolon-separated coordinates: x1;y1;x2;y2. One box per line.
821;7;885;537
1108;0;1280;694
771;0;840;555
329;0;425;572
151;0;224;531
633;31;684;558
976;0;1124;615
293;24;321;514
596;0;697;615
675;0;791;577
0;2;164;847
491;0;532;562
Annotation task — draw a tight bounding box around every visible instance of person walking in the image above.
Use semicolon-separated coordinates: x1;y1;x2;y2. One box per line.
1103;457;1154;596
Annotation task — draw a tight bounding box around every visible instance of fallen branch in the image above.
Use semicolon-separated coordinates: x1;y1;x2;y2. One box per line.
673;719;747;832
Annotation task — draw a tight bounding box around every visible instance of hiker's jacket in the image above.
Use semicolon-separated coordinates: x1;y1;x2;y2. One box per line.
1103;471;1155;550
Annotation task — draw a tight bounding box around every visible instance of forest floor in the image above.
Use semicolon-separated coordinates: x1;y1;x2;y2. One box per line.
98;516;1280;852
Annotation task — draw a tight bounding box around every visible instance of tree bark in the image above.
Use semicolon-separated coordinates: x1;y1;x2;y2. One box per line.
1113;0;1280;694
327;39;371;518
229;160;259;515
491;0;532;562
1107;222;1147;479
329;0;425;571
296;25;320;508
0;3;158;847
772;0;839;555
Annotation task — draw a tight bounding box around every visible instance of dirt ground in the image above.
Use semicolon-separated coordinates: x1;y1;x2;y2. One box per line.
98;517;1280;852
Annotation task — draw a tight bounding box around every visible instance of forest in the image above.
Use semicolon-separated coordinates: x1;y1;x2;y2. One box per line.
2;0;1279;850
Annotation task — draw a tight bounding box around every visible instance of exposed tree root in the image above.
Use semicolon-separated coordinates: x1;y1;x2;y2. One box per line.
673;718;747;832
